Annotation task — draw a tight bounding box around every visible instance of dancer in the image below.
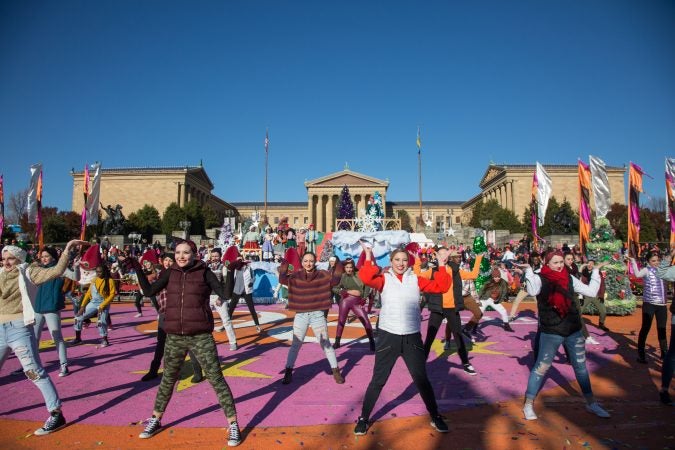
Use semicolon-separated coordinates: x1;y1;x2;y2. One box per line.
354;244;451;435
478;268;514;332
420;249;483;375
630;252;668;363
518;250;610;420
73;264;116;347
564;252;595;344
225;256;261;333
208;249;237;350
134;252;159;317
279;251;345;385
509;252;541;321
1;240;82;436
656;247;675;405
332;258;374;351
32;246;79;377
128;239;242;446
140;253;203;383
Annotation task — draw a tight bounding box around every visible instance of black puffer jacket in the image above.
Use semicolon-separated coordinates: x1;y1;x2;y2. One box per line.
536;275;581;337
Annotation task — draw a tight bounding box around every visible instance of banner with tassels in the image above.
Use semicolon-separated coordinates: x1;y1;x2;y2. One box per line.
627;162;643;258
666;158;675;247
81;164;90;239
27;163;43;249
578;160;592;253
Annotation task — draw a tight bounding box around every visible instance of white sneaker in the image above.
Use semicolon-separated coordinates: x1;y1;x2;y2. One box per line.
134;313;142;318
523;402;537;420
585;336;600;345
586;402;610;418
229;343;238;351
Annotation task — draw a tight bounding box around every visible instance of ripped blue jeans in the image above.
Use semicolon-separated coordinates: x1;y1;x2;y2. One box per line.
0;320;62;412
525;329;593;400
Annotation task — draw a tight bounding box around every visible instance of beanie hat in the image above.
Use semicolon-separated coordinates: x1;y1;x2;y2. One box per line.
140;248;158;265
222;245;240;264
544;250;564;265
80;244;102;270
2;245;27;263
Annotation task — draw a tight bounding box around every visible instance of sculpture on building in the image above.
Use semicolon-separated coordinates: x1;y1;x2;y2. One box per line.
101;203;126;235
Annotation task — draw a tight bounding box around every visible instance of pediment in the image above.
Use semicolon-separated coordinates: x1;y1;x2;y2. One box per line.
479;165;506;188
305;170;388;188
186;167;214;189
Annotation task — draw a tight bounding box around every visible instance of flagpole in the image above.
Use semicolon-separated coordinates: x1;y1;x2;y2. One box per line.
417;126;422;232
264;128;269;226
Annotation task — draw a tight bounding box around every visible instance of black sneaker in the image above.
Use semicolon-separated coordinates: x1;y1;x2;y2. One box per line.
139;416;161;439
34;411;66;436
354;416;369;435
430;414;449;433
659;390;673;405
227;420;242;447
141;371;159;382
462;363;477;376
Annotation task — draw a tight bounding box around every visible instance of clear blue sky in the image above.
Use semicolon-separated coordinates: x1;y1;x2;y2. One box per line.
1;0;673;216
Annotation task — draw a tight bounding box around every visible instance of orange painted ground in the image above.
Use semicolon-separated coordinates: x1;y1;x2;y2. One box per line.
1;304;673;449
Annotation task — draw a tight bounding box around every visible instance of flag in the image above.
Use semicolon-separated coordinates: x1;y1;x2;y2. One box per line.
0;174;4;241
416;127;421;154
627;162;643;257
578;160;592;252
81;164;90;239
589;155;611;218
666;157;675;246
535;162;552;226
86;162;101;226
264;129;269;154
27;163;42;223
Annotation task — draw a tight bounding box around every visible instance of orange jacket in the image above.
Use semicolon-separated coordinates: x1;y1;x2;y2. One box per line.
416;255;483;308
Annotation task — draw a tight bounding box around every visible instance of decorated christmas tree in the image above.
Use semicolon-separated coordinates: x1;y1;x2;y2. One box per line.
472;235;492;292
358;191;385;232
582;217;636;315
217;220;235;250
336;185;355;230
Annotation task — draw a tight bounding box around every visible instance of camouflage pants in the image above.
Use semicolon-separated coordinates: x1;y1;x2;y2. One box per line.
154;332;236;418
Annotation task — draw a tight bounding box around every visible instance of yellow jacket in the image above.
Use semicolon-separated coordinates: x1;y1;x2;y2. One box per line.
81;278;117;311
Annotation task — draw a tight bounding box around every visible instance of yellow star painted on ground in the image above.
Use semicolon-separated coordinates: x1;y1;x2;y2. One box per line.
431;339;508;359
132;357;270;391
39;336;75;350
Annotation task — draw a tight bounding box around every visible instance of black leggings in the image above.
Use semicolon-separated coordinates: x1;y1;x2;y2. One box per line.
424;308;469;364
228;293;260;326
638;303;668;355
135;292;158;313
360;330;439;420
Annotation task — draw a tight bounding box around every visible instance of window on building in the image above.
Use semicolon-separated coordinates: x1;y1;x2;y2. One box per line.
274;217;279;224
294;217;298;224
304;217;308;224
455;216;461;224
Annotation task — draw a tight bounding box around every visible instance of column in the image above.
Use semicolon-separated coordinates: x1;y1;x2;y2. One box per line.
320;195;327;232
326;194;334;232
307;192;313;227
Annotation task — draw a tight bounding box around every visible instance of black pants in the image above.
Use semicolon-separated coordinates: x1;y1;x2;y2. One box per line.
228;293;260;327
424;308;469;364
638;303;668;357
149;326;202;376
135;292;158;313
361;330;439;420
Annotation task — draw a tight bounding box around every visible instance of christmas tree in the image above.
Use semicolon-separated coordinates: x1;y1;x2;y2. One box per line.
358;191;384;232
217;220;235;250
472;235;492;292
582;217;636;315
336;185;355;230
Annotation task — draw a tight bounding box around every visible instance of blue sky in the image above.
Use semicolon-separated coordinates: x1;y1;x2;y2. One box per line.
1;0;673;217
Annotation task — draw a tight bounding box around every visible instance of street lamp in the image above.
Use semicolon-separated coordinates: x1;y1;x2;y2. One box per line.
128;232;141;257
179;220;191;239
480;218;493;246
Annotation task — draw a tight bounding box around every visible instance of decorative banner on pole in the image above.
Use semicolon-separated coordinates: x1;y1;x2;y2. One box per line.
627;162;643;258
535;162;552;226
27;163;42;223
86;162;101;226
666;157;675;246
81;164;90;239
589;155;611;219
578;160;592;253
0;174;4;242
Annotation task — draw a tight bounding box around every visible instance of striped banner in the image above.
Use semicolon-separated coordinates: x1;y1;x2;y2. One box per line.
628;162;643;258
578;160;592;253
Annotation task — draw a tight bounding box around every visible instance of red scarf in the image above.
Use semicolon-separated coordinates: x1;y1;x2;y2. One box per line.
540;265;572;317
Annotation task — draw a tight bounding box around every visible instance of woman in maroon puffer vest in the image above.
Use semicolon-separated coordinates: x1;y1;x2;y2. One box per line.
124;239;243;447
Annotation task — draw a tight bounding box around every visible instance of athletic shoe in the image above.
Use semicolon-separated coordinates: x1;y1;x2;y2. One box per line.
282;367;293;385
34;410;66;436
191;373;204;384
141;371;159;382
229;343;238;351
443;341;451;351
585;336;599;345
598;323;609;332
586;402;610;418
462;363;477;376
71;337;82;346
461;327;474;342
134;313;142;318
255;325;261;333
227;421;242;447
353;416;369;435
659;390;673;405
430;415;449;433
216;326;226;332
139;416;161;439
99;337;109;348
503;323;514;332
523;403;537;420
58;364;69;377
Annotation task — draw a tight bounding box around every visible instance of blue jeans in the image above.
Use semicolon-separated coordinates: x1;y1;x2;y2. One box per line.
34;311;68;367
0;320;62;412
74;303;109;337
525;330;593;400
285;310;338;369
661;317;675;390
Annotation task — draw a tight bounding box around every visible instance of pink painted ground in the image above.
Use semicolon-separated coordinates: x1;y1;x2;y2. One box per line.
0;303;617;429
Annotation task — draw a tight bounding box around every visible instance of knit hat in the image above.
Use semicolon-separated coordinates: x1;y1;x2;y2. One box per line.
544;250;564;265
2;245;27;263
140;248;158;265
222;245;240;264
79;244;102;270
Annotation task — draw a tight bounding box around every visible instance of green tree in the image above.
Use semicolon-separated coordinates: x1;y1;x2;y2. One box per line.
606;203;628;241
43;214;70;244
183;200;205;236
395;209;413;232
469;199;523;233
162;202;186;235
127;205;162;240
203;205;221;229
